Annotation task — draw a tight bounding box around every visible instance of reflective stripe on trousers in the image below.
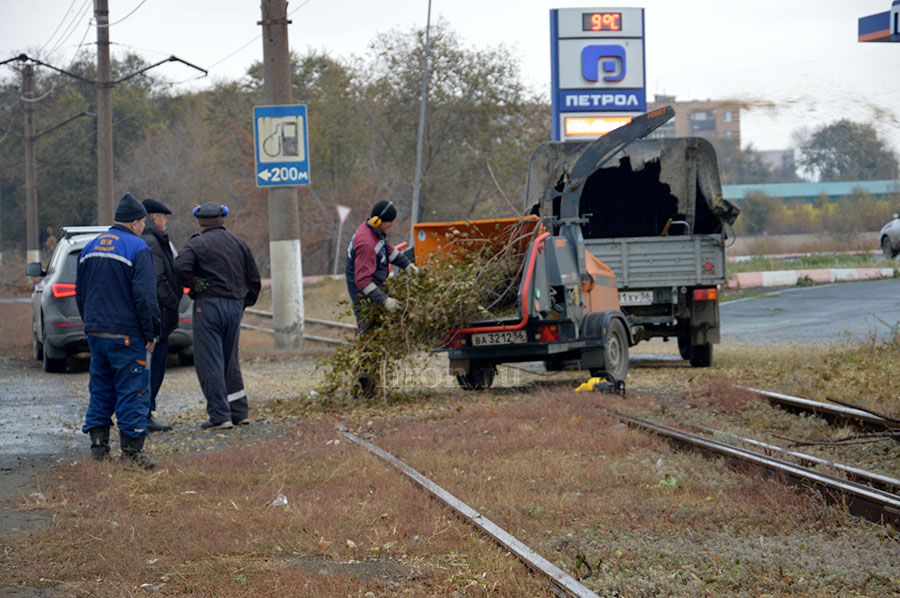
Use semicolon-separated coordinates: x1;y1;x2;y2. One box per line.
192;296;249;424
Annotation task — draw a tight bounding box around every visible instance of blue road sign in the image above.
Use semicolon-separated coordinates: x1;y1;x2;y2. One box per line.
253;104;310;187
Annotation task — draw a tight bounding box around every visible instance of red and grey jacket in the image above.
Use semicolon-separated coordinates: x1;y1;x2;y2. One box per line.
345;221;411;305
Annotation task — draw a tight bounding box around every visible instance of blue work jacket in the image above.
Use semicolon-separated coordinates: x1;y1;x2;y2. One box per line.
76;224;160;342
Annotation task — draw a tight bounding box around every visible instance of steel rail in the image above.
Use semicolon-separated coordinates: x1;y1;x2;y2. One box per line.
605;410;900;528
240;322;345;345
244;308;356;331
686;423;900;495
335;423;598;598
737;386;895;430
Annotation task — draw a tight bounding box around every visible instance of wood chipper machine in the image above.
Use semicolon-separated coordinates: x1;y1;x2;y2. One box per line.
412;107;676;390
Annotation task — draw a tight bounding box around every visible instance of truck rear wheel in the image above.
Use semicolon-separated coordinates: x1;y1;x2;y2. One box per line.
677;333;691;360
689;343;713;367
679;329;713;367
457;362;495;391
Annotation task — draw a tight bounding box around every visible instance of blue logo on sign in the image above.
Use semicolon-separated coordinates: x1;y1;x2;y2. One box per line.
581;45;626;82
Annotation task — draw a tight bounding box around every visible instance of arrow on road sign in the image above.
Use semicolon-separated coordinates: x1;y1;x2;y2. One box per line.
258;169;272;181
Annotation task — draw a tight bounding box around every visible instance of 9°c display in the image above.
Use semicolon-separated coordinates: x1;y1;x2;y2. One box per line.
582;12;622;32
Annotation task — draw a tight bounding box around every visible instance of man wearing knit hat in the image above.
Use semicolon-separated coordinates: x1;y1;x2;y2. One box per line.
345;200;419;397
141;198;183;433
76;192;160;469
175;202;260;430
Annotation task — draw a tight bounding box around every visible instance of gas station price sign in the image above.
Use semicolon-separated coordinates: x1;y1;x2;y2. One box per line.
550;6;645;141
582;12;622;31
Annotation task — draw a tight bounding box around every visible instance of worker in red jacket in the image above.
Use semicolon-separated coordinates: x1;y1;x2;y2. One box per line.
345;200;418;327
345;200;419;396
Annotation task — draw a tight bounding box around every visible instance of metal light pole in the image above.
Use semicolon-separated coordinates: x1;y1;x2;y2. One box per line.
408;0;432;246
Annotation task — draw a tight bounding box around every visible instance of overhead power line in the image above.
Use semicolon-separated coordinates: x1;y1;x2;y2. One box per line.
205;0;315;74
101;0;148;27
38;0;80;55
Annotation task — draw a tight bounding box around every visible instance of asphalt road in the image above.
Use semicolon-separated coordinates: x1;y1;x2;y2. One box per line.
721;278;900;345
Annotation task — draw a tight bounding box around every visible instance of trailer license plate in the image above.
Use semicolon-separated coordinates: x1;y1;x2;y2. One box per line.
619;290;654;305
472;330;527;346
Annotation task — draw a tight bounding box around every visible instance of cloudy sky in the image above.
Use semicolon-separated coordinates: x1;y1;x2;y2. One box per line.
2;0;899;153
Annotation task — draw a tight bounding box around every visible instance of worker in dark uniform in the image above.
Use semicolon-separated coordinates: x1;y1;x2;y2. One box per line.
141;198;183;433
174;203;260;430
76;193;160;469
345;200;419;395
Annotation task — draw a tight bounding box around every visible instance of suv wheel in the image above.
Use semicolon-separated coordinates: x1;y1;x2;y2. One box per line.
42;335;67;373
33;335;43;361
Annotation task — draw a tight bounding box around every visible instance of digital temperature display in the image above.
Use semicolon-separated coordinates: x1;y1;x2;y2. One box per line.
582;12;622;32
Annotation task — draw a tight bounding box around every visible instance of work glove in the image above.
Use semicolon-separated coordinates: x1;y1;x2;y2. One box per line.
406;263;421;275
192;277;208;293
383;297;402;313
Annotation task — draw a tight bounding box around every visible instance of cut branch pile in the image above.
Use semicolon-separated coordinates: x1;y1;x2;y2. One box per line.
320;223;538;400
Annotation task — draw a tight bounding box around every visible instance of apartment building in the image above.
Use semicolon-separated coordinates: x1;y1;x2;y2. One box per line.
647;95;741;145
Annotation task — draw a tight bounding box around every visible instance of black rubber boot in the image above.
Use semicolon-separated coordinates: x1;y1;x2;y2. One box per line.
89;426;110;461
147;414;173;433
119;433;158;470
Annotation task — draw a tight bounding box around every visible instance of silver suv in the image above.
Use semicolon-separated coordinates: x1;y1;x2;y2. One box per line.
25;226;193;372
880;213;900;260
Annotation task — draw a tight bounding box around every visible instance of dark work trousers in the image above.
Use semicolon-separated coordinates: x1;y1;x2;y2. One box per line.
352;303;377;397
82;335;150;439
192;296;249;425
148;334;168;412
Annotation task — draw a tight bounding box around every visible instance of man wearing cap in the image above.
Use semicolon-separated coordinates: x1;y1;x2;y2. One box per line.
345;200;418;396
141;198;183;433
174;202;261;430
76;192;160;469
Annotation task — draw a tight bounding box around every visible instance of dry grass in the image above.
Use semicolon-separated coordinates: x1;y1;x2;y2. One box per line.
1;420;550;596
728;231;880;257
4;364;900;596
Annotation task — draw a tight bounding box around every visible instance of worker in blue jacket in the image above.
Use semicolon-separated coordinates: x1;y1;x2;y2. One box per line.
76;193;161;469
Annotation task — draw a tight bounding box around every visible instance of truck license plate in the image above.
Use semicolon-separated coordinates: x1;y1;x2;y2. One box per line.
619;290;654;306
472;330;527;346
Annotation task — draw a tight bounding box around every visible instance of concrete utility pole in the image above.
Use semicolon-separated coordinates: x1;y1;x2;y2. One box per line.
260;0;304;349
23;64;39;265
94;0;114;224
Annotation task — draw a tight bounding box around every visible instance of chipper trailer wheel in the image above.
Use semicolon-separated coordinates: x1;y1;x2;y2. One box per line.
457;361;495;391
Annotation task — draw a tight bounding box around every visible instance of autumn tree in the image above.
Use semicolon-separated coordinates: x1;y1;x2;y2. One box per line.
363;20;549;232
709;138;772;185
798;119;898;182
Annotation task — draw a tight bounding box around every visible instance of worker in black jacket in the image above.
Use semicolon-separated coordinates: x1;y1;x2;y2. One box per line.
141;198;183;433
174;203;261;430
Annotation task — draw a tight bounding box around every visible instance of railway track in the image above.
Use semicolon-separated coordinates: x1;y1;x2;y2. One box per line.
605;409;900;530
336;423;599;598
242;308;352;345
738;385;900;434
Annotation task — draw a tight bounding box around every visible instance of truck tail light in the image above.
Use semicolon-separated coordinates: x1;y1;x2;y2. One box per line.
693;288;717;301
52;283;77;298
535;324;560;342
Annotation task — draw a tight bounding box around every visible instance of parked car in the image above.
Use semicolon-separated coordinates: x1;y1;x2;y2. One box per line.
25;226;193;372
880;213;900;260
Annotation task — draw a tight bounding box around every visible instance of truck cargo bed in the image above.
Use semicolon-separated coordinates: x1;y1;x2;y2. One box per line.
584;234;726;289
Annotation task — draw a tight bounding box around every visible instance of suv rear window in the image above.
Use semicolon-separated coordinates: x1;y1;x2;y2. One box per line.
58;250;80;283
